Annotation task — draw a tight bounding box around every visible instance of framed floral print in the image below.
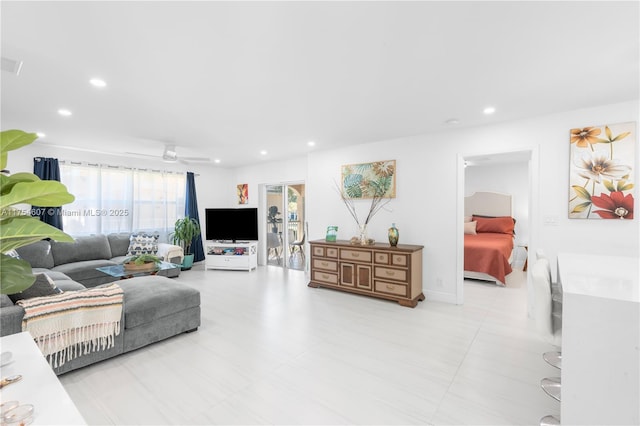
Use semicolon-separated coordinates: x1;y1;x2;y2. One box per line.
341;160;396;199
569;122;635;219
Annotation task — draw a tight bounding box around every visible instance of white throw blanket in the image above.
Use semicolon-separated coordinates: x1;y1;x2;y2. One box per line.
17;283;124;367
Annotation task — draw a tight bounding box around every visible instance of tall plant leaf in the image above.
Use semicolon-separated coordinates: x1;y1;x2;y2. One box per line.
0;254;36;294
0;215;74;253
0;180;75;209
0;130;38;170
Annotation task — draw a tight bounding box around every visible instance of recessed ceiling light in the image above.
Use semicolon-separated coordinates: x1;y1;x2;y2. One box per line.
57;109;72;116
89;78;106;88
36;132;46;138
260;150;268;155
214;159;221;164
445;118;460;125
483;106;496;115
307;141;316;147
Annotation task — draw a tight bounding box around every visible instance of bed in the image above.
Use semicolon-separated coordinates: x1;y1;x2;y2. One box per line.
464;192;515;286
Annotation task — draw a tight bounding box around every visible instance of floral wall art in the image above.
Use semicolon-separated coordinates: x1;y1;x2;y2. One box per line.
341;160;396;199
569;121;635;219
237;183;248;204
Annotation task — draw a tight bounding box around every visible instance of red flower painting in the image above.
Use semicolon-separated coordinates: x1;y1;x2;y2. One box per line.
591;191;634;219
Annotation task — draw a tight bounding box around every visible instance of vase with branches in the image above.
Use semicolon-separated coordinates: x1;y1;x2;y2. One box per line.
336;180;391;245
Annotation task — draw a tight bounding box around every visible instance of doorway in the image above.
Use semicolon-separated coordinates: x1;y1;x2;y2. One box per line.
265;183;306;271
457;148;538;316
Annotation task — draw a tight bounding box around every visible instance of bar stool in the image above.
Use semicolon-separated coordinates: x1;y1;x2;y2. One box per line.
532;258;562;424
535;250;562;369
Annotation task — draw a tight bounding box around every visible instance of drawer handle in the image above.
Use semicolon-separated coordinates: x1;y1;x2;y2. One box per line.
322;274;329;279
352;252;360;257
386;284;394;290
321;261;328;266
385;270;395;276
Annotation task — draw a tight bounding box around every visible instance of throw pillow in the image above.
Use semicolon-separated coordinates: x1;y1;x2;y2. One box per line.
472;215;515;235
127;232;159;256
8;273;63;303
464;221;477;235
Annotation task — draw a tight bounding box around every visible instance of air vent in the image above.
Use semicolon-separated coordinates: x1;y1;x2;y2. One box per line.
1;57;23;75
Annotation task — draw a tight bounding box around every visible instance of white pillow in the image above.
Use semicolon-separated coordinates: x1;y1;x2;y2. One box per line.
464;221;477;235
464;216;473;223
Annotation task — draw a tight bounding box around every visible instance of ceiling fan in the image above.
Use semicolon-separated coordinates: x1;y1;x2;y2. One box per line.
127;144;210;164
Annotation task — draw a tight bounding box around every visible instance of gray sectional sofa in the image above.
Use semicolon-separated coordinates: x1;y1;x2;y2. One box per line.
14;233;181;288
0;234;201;375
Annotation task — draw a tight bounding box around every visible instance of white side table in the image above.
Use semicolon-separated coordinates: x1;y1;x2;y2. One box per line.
0;332;86;425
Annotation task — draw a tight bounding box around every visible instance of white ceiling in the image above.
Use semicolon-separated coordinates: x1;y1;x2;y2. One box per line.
1;1;638;168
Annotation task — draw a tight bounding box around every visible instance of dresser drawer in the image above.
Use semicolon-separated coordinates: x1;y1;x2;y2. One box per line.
375;280;408;297
340;249;372;263
312;246;339;258
391;254;408;267
313;270;338;285
374;266;407;282
313;258;338;272
374;251;389;264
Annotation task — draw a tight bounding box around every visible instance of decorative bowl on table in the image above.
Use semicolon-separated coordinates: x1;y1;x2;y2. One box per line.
122;254;162;271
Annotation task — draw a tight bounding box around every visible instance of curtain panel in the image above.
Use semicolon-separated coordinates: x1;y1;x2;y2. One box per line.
185;172;205;262
60;162;186;240
32;157;64;230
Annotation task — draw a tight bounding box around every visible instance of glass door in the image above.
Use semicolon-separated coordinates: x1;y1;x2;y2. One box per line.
265;183;306;270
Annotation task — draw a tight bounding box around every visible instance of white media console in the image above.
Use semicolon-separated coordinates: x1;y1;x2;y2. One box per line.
205;241;258;271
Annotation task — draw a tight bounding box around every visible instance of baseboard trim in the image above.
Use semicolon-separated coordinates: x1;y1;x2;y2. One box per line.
424;289;458;305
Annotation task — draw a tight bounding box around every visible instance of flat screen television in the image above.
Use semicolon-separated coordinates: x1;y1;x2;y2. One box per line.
205;208;259;242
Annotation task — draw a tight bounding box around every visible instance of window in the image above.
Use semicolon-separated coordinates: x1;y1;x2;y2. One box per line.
60;163;186;241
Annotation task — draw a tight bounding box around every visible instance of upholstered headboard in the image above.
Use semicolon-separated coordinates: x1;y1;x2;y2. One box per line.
464;191;512;217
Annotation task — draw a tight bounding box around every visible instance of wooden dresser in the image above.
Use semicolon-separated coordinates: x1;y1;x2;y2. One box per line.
308;239;424;307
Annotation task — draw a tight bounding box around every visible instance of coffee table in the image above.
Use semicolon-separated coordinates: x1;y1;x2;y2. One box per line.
96;261;179;279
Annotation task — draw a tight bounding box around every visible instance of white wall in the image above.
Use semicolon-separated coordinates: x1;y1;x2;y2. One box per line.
465;161;530;266
9;99;637;303
307;100;639;304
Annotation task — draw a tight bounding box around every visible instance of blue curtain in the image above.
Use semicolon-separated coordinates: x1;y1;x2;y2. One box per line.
32;157;63;230
185;172;205;262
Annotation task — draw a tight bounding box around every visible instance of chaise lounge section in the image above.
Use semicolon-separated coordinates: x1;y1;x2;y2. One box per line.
1;233;200;375
1;275;201;375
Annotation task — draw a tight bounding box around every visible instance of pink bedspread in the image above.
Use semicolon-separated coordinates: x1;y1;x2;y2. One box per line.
464;233;514;285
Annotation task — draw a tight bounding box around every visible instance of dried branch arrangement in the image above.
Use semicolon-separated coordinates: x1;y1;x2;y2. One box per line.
335;180;391;228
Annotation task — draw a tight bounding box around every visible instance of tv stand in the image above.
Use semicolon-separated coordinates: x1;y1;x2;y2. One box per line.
206;241;258;271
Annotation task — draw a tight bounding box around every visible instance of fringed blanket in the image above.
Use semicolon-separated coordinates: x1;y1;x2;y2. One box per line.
17;283;124;368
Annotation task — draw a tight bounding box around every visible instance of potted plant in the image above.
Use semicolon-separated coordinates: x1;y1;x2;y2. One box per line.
0;130;76;294
122;253;162;271
170;217;201;270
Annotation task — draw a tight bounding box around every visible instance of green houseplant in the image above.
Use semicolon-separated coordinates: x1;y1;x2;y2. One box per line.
170;217;201;270
0;129;76;294
122;253;162;271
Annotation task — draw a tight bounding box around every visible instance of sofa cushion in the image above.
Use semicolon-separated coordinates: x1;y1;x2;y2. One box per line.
127;233;159;256
56;280;87;292
51;235;113;266
52;259;119;282
116;276;200;329
15;240;54;269
8;273;62;303
108;233;132;258
0;295;14;308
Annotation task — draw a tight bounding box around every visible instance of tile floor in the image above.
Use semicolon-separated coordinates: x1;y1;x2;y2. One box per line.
60;265;561;425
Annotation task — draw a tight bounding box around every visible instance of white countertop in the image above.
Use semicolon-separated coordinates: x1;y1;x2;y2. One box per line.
557;252;639;303
0;332;86;425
